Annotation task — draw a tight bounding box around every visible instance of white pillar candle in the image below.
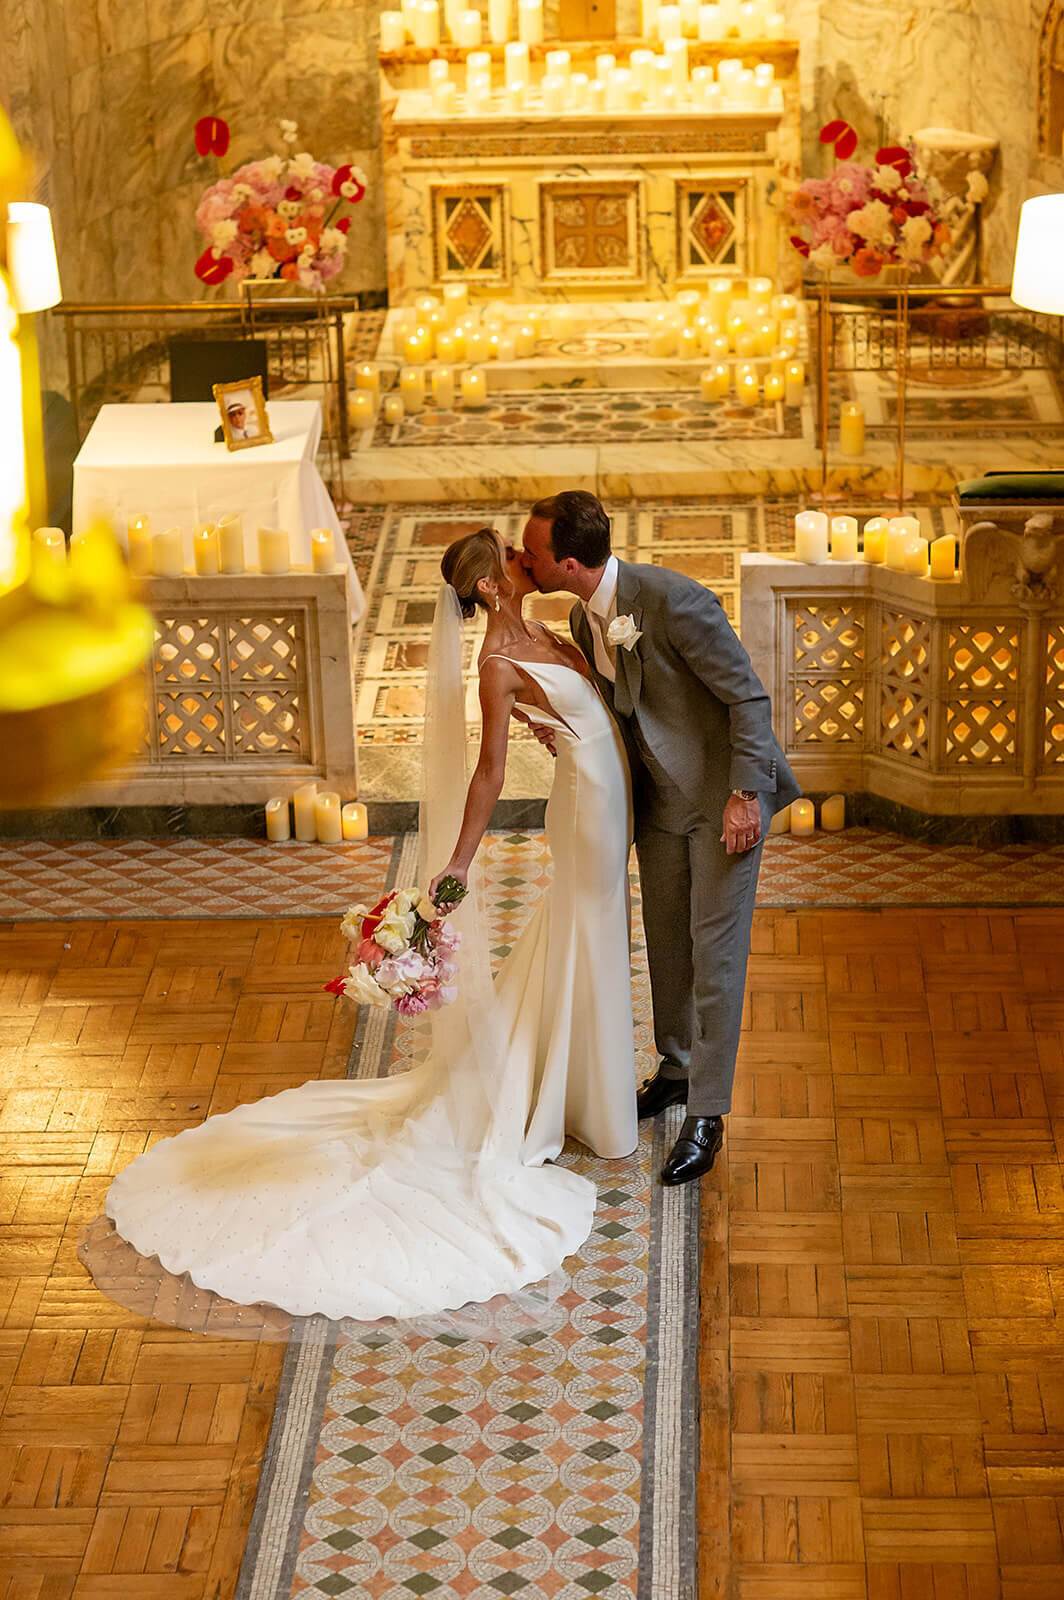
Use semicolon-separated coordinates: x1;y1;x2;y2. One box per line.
489;0;509;41
466;49;491;85
293;781;319;842
753;320;776;356
862;517;887;563
568;72;589;109
820;794;846;832
889;514;921;541
647;313;676;357
413;0;440;45
762;371;785;404
517;0;542;42
504;40;529;85
258;526;290;574
737;0;760;35
794;510;828;563
587;78;606;111
461;366;488;406
311;526;336;572
905;538;929;575
789;798;815;837
606;68;634;109
454;7;481;44
765;7;784;36
885;528;912;571
784;360;805;407
383;393;405;425
193;523;220;575
737;370;759;405
391;312;415;356
126;515;152;576
675;288;701;325
546;49;570;79
443;281;468;320
350;391;375;431
839;402;865;456
432;367;456;408
217;513;244;573
466;77;491;111
432;79;457;112
707;333;730;361
314;790;343;845
769;802;790;834
33;526;66;564
595;52;616;80
515;323;536;357
540;73;566;113
679;325;700;360
680;0;699;32
664;36;688;90
429;56;450;86
772;292;799;321
642;0;661;33
496;334;517;362
342;801;370;841
152;527;184;576
265;797;291;842
698;2;724;36
830;516;858;561
930;534;957;580
657;3;682;36
630;49;655;97
399;367;426;413
380;9;405;49
735;330;758;358
355;362;380;394
700;365;730;400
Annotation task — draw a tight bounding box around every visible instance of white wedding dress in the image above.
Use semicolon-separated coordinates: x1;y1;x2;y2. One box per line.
103;636;638;1321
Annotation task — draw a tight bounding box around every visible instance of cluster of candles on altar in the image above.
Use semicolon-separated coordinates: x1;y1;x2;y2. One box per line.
102;515;338;578
380;0;784;52
417;42;781;115
265;782;369;845
673;279;805;405
793;510;959;580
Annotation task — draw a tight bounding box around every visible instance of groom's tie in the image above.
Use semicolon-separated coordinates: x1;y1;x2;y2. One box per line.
584;604;616;683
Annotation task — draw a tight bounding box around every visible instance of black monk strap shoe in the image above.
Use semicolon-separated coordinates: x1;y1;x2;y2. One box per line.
635;1072;688;1119
660;1115;724;1186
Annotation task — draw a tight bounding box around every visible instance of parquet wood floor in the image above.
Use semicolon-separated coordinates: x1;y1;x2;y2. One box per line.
3;907;1062;1599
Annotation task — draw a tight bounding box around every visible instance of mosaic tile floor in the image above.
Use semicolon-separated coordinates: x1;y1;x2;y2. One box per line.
829;363;1064;437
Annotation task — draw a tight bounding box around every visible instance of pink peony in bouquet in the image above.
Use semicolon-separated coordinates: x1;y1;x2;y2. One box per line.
324;877;466;1018
193;117;367;293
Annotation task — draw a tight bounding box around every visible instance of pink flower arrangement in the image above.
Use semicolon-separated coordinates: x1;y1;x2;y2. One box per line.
325;879;466;1017
193;118;367;293
787;123;950;279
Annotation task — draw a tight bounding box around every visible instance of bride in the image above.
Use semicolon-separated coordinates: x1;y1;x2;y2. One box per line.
101;527;638;1321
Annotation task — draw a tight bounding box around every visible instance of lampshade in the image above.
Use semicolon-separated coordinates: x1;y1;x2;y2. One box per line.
1011;194;1064;314
6;202;61;313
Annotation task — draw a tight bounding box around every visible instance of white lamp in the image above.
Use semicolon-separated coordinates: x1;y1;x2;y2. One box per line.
1011;194;1064;313
6;202;61;313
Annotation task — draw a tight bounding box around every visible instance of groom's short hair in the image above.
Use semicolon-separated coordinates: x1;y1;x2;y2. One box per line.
530;491;611;569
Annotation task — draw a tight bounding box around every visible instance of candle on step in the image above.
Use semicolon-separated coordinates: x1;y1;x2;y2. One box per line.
314;791;343;844
126;515;152;576
930;533;957;580
830;516;858;561
708;333;730;362
152;526;184;576
350;391;375;431
265;797;291;841
763;371;785;404
517;0;542;41
383;393;405;425
737;370;759;406
461;366;487;406
342;801;370;841
839;402;865;456
648;313;676;358
217;513;244;573
311;527;336;572
32;526;66;567
784;360;805;407
769;803;791;834
432;366;456;408
862;516;888;563
258;525;290;574
379;9;404;48
193;523;220;575
820;793;846;831
489;0;509;40
399;367;426;413
293;782;319;842
505;39;529;85
515;323;536;357
412;0;440;46
454;7;481;44
355;362;380;395
789;798;815;837
794;509;828;563
698;2;725;36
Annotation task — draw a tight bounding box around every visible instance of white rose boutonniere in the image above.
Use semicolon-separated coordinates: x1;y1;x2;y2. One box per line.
606;614;643;651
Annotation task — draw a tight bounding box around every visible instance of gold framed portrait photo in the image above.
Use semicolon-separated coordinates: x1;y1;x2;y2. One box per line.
214;375;272;451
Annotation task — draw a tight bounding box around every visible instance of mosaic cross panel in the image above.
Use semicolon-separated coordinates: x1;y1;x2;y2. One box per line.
675;179;747;277
432;185;508;283
538;180;644;284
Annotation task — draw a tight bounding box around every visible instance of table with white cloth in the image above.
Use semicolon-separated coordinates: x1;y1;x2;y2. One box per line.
72;400;364;621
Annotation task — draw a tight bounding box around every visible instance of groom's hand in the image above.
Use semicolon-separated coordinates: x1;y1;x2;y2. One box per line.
513;709;556;757
721;794;761;855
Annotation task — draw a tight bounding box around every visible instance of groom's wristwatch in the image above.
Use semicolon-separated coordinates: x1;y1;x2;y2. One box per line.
730;788;758;801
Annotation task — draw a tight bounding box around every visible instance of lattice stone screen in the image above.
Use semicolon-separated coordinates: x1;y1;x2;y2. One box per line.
77;572;357;806
741;555;1064;814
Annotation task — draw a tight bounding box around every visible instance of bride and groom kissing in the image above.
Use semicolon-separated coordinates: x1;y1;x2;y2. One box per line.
100;490;799;1323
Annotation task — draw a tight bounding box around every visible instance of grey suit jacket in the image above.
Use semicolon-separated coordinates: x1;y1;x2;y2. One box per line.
570;560;800;821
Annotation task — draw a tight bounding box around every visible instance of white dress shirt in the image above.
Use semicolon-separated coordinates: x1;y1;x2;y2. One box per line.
583;554;619;682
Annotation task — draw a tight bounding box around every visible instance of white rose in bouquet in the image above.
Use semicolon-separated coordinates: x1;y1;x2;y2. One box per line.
342;963;388;1007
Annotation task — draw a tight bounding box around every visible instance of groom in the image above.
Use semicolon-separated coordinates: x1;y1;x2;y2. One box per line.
522;491;800;1186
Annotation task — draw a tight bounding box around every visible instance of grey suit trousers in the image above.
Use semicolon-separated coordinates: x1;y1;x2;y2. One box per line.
630;729;762;1118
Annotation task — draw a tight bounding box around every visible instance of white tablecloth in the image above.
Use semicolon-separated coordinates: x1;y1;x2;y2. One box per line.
72;400;364;621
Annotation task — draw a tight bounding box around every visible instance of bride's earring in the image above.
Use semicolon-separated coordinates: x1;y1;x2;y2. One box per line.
493;595;501;612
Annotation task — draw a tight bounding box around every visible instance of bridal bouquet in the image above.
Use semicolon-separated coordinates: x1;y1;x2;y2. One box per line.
787;122;949;277
193;117;367;292
325;878;466;1017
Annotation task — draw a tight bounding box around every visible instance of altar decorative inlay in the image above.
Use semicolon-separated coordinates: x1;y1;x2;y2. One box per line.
539;179;643;281
677;179;746;275
432;184;509;281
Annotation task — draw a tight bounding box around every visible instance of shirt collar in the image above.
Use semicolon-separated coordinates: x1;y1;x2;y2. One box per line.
585;554;619;619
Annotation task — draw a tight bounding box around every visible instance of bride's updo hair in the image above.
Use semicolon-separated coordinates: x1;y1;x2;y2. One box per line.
440;527;506;619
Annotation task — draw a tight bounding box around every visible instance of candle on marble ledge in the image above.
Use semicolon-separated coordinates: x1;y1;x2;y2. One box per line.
631;49;656;97
726;312;749;350
258;526;290;574
642;0;661;33
587;78;607;112
546;49;570;79
830;516;858;562
265;796;291;842
737;0;760;35
698;1;724;35
454;7;481;44
517;0;542;42
820;793;846;832
862;517;887;562
489;0;510;41
350;391;375;431
889;514;921;541
311;527;336;572
885;526;915;571
747;276;773;305
380;9;405;49
124;515;152;576
217;513;243;573
466;78;491;112
772;292;799;321
514;323;536;357
763;371;785;404
648;313;676;357
839;402;865;456
701;365;730;400
735;330;757;358
794;509;828;563
675;289;700;325
152;527;184;576
789;798;815;837
784;360;805;407
657;3;682;37
707;332;730;362
465;327;491;362
717;56;742;89
193;523;220;575
708;280;733;318
443;281;468;321
461;366;488;406
678;326;699;360
664;36;688;90
399;367;426;413
765;9;784;36
412;0;440;46
680;0;699;32
383;393;405;426
734;67;757;105
751;319;776;355
432;367;457;408
391;312;415;356
905;538;929;576
737;371;759;405
342;801;370;841
429;56;451;88
595;52;616;81
432;79;457;112
504;40;529;87
769;346;793;375
540;74;566;113
930;534;957;580
355;362;381;396
568;72;589;110
466;49;491;86
449;324;467;362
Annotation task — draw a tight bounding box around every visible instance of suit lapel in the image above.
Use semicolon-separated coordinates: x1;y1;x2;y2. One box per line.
612;562;643;717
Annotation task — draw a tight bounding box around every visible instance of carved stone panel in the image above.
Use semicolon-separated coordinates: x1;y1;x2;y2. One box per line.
431;184;510;284
538;179;644;284
675;179;747;277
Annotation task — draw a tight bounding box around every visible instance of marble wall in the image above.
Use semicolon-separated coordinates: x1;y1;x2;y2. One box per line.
0;0;1049;334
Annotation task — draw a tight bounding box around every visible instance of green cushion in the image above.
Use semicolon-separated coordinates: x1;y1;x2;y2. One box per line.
956;472;1064;501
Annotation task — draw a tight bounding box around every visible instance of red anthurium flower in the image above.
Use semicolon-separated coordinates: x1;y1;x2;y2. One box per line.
789;234;811;258
331;163;367;203
285;185;302;201
194;116;230;158
819;119;858;160
194;247;234;285
876;144;912;176
281;263;300;280
335;217;352;234
323;976;347;995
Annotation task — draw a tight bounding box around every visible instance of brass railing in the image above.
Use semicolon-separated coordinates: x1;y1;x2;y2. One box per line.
812;282;1064;509
54;292;358;474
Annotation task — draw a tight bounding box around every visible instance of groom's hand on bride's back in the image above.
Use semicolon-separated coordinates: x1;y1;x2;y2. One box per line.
513;708;556;756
